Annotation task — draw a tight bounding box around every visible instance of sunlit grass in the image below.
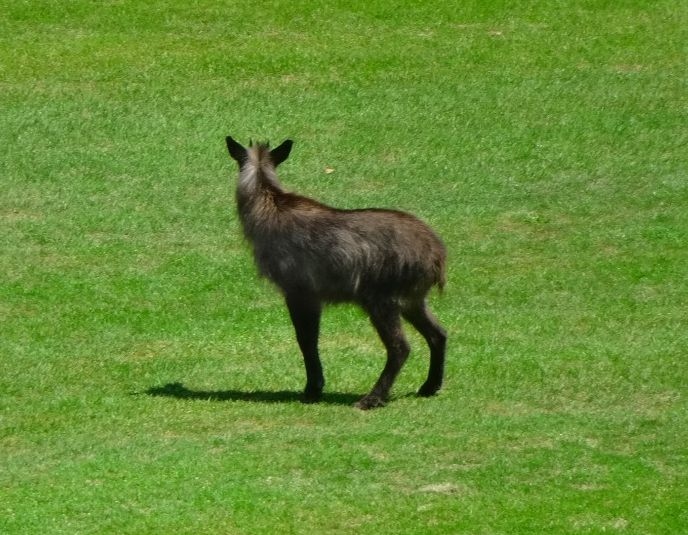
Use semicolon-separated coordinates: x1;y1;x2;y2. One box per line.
1;1;686;533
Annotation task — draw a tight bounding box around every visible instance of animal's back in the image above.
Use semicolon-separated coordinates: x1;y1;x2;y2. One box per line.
255;197;446;302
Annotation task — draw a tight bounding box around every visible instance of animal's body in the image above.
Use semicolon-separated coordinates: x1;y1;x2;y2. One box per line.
226;136;447;409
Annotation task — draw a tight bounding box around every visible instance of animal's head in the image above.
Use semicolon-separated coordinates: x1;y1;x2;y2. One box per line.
225;136;293;169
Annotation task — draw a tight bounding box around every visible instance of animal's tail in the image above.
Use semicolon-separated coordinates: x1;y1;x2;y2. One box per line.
435;253;447;293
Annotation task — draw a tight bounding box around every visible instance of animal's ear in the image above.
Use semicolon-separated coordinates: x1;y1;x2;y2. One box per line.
270;139;293;167
226;136;247;163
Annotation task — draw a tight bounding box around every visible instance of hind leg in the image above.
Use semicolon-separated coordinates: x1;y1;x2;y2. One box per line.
402;301;446;397
286;294;324;403
357;302;410;410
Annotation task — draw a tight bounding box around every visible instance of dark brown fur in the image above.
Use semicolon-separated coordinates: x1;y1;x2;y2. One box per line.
226;136;447;409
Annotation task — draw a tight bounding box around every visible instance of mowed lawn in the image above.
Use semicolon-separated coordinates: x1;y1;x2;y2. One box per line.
1;1;686;533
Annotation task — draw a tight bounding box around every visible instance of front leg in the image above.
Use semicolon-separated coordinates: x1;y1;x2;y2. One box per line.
285;294;324;402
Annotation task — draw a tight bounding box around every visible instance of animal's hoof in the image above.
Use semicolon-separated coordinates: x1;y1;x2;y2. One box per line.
302;388;322;404
354;395;386;410
417;382;441;397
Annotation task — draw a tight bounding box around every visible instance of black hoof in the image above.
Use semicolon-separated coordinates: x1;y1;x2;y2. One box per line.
354;395;386;410
302;387;323;404
417;382;442;397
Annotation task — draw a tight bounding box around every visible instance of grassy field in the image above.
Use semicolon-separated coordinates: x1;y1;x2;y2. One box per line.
1;1;686;533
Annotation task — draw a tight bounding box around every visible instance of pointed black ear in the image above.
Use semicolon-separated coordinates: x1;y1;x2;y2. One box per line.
226;136;247;163
270;139;293;167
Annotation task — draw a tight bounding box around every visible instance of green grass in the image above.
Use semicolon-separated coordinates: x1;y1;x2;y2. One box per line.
1;1;686;533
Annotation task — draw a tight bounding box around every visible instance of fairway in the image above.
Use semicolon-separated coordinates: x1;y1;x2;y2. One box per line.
1;1;686;534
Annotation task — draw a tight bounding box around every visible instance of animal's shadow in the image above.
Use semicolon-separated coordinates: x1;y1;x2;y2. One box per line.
144;382;362;406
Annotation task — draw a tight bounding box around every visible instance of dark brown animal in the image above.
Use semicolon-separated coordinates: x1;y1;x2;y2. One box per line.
226;136;447;409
